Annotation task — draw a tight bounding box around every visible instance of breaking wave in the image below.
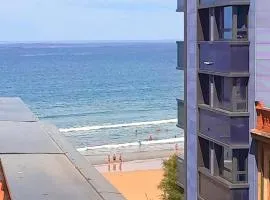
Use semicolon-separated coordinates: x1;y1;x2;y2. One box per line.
77;137;184;152
59;119;177;133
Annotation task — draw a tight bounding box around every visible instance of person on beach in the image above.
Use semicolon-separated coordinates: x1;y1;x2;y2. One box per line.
113;154;116;163
118;154;123;171
119;161;122;171
138;140;142;147
119;154;122;163
107;154;111;164
175;143;179;154
149;134;153;141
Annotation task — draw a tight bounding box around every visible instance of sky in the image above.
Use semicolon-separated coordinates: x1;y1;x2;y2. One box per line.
0;0;184;42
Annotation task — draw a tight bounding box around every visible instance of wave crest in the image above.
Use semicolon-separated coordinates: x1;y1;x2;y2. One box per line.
77;137;184;152
59;119;177;133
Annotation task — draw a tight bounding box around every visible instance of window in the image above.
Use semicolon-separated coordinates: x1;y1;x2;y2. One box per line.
214;76;248;112
222;148;233;181
215;6;249;40
222;7;233;39
220;148;248;183
198;74;210;105
237;6;249;39
198;137;210;169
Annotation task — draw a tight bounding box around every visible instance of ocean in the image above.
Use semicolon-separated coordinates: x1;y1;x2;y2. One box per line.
0;42;184;155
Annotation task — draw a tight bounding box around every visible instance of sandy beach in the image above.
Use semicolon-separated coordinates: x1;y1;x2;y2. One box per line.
98;158;166;200
103;169;163;200
93;149;184;200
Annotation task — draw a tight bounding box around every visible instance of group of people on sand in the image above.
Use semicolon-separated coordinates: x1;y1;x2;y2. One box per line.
107;153;122;163
107;154;123;172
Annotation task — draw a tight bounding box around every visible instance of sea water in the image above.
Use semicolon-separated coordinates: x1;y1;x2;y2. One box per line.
0;42;184;154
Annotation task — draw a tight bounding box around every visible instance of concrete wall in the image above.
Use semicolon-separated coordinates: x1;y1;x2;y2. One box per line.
255;0;270;105
248;0;257;199
186;0;198;199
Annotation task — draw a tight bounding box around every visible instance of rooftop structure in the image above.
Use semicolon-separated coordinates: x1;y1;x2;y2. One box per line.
0;97;125;200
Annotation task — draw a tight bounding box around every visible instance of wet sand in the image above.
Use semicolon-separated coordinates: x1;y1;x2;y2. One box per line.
85;148;183;165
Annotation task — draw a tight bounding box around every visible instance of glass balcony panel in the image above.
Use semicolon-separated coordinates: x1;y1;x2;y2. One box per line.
199;42;249;75
176;41;184;70
176;0;185;12
199;169;249;200
177;99;184;129
176;156;185;188
199;108;249;146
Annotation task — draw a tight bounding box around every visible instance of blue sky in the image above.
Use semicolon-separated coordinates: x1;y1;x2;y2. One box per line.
0;0;183;42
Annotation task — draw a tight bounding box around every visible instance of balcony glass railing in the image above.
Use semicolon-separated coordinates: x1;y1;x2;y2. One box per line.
199;168;249;200
177;99;184;129
176;0;185;12
199;42;249;75
176;156;185;188
198;107;249;147
176;41;184;70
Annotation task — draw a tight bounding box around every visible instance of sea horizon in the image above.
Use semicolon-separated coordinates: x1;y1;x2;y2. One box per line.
0;39;183;45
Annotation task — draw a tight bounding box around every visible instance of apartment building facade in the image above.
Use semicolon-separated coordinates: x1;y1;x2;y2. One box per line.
176;0;270;199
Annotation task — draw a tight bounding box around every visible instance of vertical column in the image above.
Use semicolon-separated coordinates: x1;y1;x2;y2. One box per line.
249;0;257;199
186;0;198;199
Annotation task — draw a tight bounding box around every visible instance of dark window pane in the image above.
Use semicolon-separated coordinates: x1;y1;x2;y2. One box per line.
235;149;248;171
237;6;248;29
237;6;249;39
237;174;247;182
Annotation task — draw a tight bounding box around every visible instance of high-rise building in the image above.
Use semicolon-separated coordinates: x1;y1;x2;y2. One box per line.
176;0;270;199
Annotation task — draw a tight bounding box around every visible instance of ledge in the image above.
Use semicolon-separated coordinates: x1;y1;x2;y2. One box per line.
176;66;184;71
251;129;270;144
198;104;249;117
198;69;249;77
198;133;250;149
198;40;250;45
198;1;250;9
198;167;249;189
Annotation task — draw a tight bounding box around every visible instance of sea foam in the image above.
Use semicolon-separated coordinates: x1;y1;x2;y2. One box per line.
77;137;184;152
59;119;177;133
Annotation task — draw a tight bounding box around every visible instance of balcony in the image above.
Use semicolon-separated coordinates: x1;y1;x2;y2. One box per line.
177;99;184;129
176;41;184;70
199;168;249;200
199;42;249;76
198;0;250;9
198;105;249;148
176;155;185;189
176;0;185;12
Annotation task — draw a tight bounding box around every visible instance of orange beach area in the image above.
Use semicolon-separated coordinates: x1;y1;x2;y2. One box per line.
103;169;164;200
96;158;166;200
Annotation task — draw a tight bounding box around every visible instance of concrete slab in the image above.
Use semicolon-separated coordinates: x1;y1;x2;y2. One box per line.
40;123;125;199
0;122;62;154
1;154;103;200
0;98;37;122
